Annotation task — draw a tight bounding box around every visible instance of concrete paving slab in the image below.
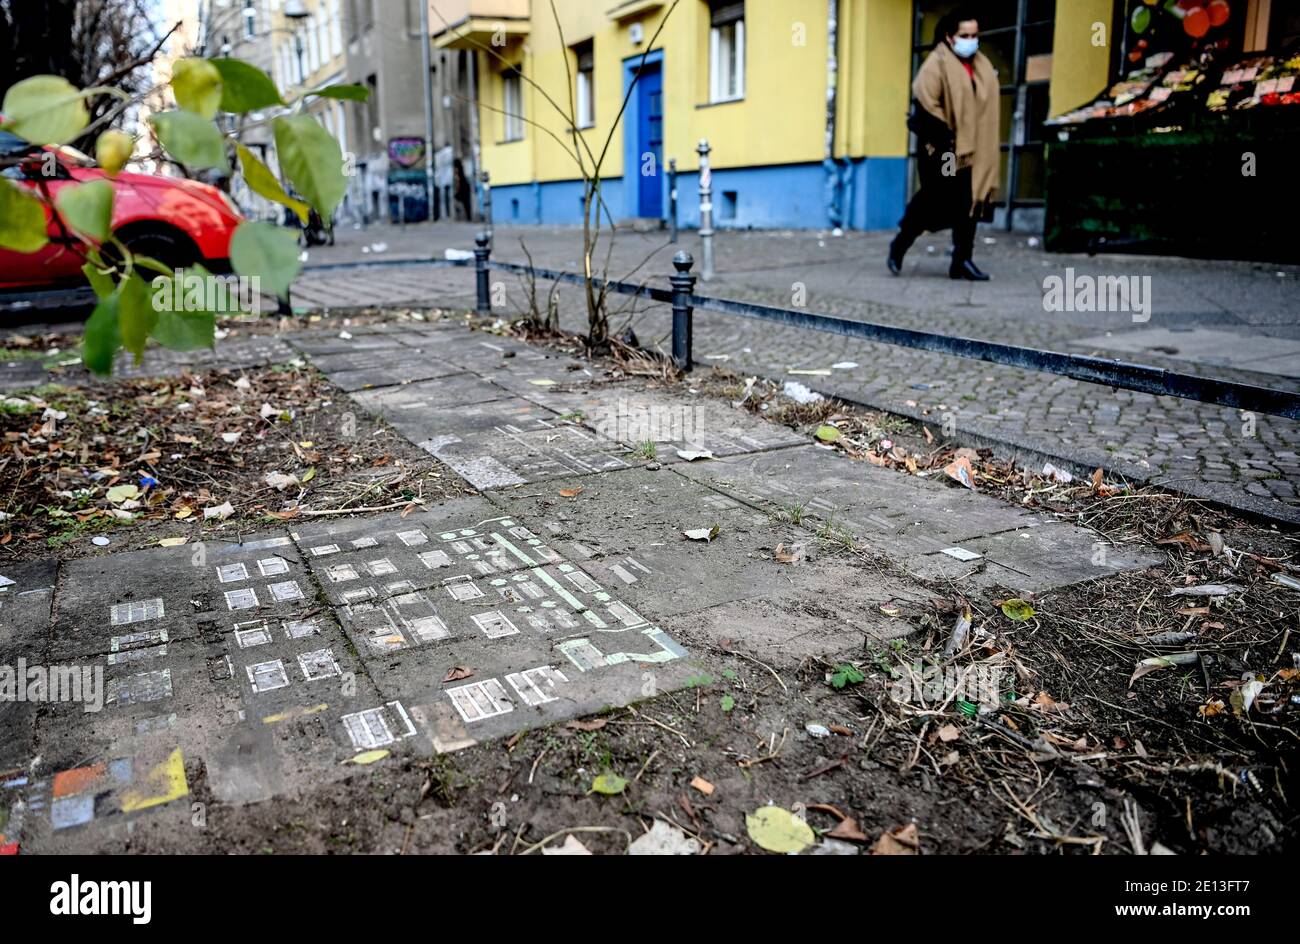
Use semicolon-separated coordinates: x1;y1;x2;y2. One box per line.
361;395;567;444
0;558;57;652
485;467;932;642
301;346;458;376
326;359;466;392
485;359;615;399
417;423;634;489
674;445;1159;592
535;386;807;460
290;498;700;752
349;372;513;416
0;559;56;772
284;332;410;357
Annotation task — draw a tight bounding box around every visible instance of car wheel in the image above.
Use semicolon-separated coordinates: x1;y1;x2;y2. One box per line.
113;227;201;273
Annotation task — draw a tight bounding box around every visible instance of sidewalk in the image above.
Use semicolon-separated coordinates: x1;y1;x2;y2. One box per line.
287;221;1300;524
13;316;1255;854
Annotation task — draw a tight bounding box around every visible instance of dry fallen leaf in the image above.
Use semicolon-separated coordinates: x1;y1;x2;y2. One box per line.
937;723;960;742
943;456;975;489
774;542;805;564
558;486;584;498
442;665;473;682
870;822;920;855
827;817;870;843
566;718;607;732
203;501;235;521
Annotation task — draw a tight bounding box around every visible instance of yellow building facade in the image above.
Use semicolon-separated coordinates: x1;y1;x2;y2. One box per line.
433;0;1118;230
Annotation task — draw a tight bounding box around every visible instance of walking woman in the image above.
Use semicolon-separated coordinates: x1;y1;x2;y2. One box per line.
888;9;999;281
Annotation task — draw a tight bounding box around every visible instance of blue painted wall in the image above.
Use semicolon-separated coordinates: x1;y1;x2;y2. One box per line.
487;157;909;231
491;179;626;225
847;156;909;231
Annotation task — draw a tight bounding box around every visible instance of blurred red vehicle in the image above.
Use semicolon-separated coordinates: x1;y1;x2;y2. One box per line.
0;128;242;291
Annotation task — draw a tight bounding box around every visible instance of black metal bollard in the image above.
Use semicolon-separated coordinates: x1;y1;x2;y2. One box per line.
668;158;678;244
474;231;491;314
670;250;695;371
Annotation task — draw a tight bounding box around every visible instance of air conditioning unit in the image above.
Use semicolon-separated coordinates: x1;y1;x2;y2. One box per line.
628;22;644;45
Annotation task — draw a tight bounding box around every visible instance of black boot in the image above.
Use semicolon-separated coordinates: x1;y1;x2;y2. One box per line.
887;237;907;276
949;258;989;281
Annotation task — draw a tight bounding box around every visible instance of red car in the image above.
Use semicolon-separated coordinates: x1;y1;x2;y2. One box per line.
0;129;242;291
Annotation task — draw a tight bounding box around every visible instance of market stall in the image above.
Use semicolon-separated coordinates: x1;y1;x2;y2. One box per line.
1044;0;1300;263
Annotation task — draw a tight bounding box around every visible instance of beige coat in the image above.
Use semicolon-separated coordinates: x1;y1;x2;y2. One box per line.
913;41;1000;213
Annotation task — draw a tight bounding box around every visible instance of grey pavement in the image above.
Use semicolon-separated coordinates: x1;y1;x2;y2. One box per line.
286;220;1300;523
1;319;1158;850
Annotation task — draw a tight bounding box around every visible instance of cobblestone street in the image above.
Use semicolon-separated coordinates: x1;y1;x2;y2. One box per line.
283;221;1300;523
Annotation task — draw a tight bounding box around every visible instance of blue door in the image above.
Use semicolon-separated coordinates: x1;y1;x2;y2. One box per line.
635;64;663;218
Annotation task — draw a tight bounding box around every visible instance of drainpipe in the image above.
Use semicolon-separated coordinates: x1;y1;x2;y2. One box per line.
822;0;844;229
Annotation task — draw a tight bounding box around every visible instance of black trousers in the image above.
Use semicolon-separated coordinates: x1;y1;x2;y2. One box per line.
895;158;978;263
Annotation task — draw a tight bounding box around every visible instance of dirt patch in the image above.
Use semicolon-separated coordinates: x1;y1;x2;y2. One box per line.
0;360;474;563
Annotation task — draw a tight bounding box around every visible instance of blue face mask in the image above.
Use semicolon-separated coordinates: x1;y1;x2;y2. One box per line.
952;37;979;59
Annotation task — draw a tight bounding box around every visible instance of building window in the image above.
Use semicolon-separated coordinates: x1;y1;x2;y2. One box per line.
709;2;745;103
574;41;595;129
330;0;343;56
502;69;524;141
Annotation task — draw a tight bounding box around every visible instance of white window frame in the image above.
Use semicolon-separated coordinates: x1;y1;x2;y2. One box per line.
709;17;745;103
330;0;343;57
575;47;595;129
502;70;524;142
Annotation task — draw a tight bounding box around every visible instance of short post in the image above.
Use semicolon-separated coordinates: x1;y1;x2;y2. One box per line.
668;158;678;244
670;250;696;371
479;170;493;249
276;288;292;318
474;231;491;314
696;139;714;281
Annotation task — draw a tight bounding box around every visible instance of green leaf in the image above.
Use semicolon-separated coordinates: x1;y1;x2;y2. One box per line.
720;694;736;712
273;114;345;221
310;84;370;102
118;274;157;362
230;220;301;300
82;293;122;376
151;110;228;171
815;424;841;443
0;180;50;253
148;267;218;351
152;309;216;352
1000;599;1037;622
54;179;114;242
830;663;865;689
589;773;628;796
237;144;309;224
172;58;223;119
0;75;89;144
210;59;284;112
82;261;115;299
